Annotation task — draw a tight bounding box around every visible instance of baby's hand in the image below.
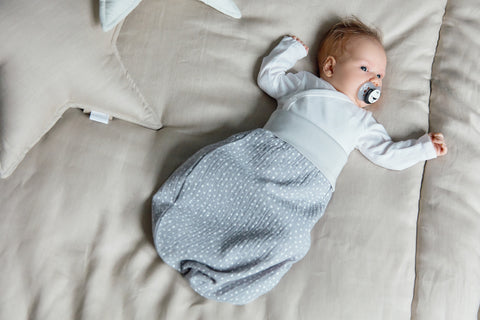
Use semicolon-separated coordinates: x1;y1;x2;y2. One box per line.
429;132;448;156
290;35;309;54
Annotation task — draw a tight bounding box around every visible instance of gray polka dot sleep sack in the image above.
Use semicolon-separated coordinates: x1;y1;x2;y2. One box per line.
152;128;332;305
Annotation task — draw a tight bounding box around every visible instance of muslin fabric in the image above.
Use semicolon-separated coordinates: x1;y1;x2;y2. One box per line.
152;129;332;304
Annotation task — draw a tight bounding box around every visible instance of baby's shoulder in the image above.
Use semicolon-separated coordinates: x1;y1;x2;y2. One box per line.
298;72;334;91
300;71;319;81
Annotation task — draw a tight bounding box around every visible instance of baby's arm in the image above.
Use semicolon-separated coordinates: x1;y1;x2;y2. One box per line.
357;114;444;170
257;36;309;99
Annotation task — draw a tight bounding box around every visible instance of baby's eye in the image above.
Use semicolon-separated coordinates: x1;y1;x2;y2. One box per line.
376;74;381;79
361;66;367;72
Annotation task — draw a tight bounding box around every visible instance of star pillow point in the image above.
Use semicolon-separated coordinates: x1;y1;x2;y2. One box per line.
0;0;161;178
100;0;242;32
198;0;242;19
100;0;143;31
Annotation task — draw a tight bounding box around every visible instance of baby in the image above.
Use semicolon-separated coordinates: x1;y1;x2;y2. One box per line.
152;17;447;305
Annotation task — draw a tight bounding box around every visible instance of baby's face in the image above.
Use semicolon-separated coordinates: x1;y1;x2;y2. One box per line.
322;36;387;108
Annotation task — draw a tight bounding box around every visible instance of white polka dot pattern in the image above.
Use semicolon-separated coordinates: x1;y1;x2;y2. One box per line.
152;129;332;305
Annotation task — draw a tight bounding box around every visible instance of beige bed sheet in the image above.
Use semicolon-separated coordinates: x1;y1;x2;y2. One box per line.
1;0;478;319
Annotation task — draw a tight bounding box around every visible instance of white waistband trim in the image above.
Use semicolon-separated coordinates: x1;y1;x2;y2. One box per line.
264;109;347;190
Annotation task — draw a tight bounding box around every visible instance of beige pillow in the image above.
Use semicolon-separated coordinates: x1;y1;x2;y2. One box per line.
413;0;480;317
0;0;161;178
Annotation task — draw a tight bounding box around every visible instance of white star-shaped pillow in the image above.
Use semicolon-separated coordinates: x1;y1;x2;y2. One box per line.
100;0;242;31
0;0;162;178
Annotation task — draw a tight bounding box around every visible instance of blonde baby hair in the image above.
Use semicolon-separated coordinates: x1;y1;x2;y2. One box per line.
318;17;383;73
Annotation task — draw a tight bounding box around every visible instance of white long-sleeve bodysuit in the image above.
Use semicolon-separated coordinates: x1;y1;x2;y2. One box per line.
258;36;437;189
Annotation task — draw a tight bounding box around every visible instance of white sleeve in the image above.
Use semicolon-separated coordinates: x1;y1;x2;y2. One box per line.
257;36;308;99
357;114;437;170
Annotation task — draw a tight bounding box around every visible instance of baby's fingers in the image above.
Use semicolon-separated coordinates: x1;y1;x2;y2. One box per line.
437;143;448;156
428;132;447;156
290;35;309;53
429;132;445;143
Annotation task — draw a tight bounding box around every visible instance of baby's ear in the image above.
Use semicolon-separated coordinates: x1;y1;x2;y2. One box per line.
322;56;336;77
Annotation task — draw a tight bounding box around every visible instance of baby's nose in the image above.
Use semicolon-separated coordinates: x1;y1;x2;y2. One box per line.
370;76;382;87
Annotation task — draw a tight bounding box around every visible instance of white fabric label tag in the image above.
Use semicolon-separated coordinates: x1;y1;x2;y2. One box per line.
89;111;110;124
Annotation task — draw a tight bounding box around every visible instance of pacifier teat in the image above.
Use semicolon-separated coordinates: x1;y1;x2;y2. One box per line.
358;82;381;104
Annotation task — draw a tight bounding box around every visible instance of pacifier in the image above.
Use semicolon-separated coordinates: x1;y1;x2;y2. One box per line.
358;82;381;104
